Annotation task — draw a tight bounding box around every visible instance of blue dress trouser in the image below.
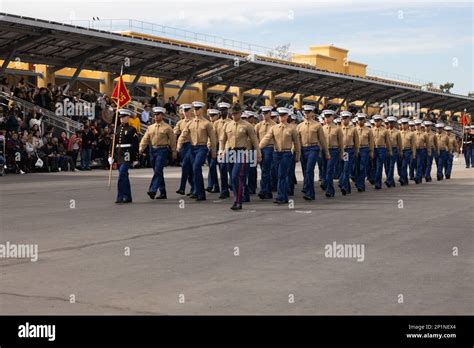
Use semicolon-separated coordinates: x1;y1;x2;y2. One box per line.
463;143;473;167
207;149;219;191
259;146;274;195
273;151;292;202
178;142;194;193
190;145;208;199
335;158;343;180
230;156;250;204
356;147;370;190
287;153;296;194
319;154;327;186
409;157;415;180
325;148;340;196
386;147;399;186
149;147;168;194
367;156;375;183
415;148;427;182
340;148;355;193
374;148;387;188
436;150;448;179
248;165;257;194
400;149;412;184
301;146;320;199
425;148;435;179
446;152;454;177
117;162;131;201
218;160;229;194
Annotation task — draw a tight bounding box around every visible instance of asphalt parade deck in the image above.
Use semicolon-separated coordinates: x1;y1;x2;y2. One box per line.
1;160;473;314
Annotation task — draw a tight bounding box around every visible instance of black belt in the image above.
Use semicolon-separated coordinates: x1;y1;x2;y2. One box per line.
230;147;246;150
374;145;386;149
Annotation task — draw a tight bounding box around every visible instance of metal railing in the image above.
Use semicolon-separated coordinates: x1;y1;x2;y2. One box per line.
366;69;441;89
67;19;290;60
0;92;84;135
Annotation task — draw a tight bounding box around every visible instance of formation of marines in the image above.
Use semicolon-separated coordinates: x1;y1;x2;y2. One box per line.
110;102;462;210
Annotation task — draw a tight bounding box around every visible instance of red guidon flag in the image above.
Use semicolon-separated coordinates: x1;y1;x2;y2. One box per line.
460;112;469;126
111;76;131;108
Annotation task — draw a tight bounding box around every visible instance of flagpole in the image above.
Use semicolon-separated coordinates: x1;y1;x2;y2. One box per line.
108;63;124;189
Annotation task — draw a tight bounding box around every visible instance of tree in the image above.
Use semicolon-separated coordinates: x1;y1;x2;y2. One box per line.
440;82;454;93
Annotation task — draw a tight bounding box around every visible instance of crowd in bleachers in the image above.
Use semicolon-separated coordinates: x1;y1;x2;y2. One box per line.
0;76;469;176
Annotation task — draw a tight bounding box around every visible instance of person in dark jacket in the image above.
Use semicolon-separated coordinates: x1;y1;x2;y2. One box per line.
81;125;95;170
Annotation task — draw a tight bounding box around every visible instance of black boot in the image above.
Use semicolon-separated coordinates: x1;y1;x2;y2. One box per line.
219;191;229;199
156;192;167;199
230;202;242;210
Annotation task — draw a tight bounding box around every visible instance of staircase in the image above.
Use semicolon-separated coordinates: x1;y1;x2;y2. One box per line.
0;91;84;136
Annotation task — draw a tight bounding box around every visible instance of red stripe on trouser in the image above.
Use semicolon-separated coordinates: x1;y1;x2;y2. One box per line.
236;154;246;203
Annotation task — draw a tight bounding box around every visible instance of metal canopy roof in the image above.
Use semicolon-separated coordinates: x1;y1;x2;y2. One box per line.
0;12;473;113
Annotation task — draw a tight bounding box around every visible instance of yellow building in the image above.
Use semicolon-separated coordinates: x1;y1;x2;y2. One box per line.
292;45;367;77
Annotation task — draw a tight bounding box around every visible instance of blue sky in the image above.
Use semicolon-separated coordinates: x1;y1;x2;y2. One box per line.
2;0;472;95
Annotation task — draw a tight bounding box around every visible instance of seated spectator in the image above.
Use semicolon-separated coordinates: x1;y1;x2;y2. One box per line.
40;137;59;172
59;131;69;150
6;130;28;174
55;137;75;171
31;129;43;152
29;107;43;131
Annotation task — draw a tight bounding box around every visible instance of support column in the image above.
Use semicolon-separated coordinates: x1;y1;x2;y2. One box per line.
100;72;115;96
35;64;55;88
294;94;303;109
265;91;275;107
196;82;208;104
153;78;166;98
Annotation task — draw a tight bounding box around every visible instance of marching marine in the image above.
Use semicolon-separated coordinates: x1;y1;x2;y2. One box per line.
139;106;177;199
296;104;329;200
109;109;139;203
177;101;217;201
255;106;276;199
260;107;300;204
339;110;359;195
